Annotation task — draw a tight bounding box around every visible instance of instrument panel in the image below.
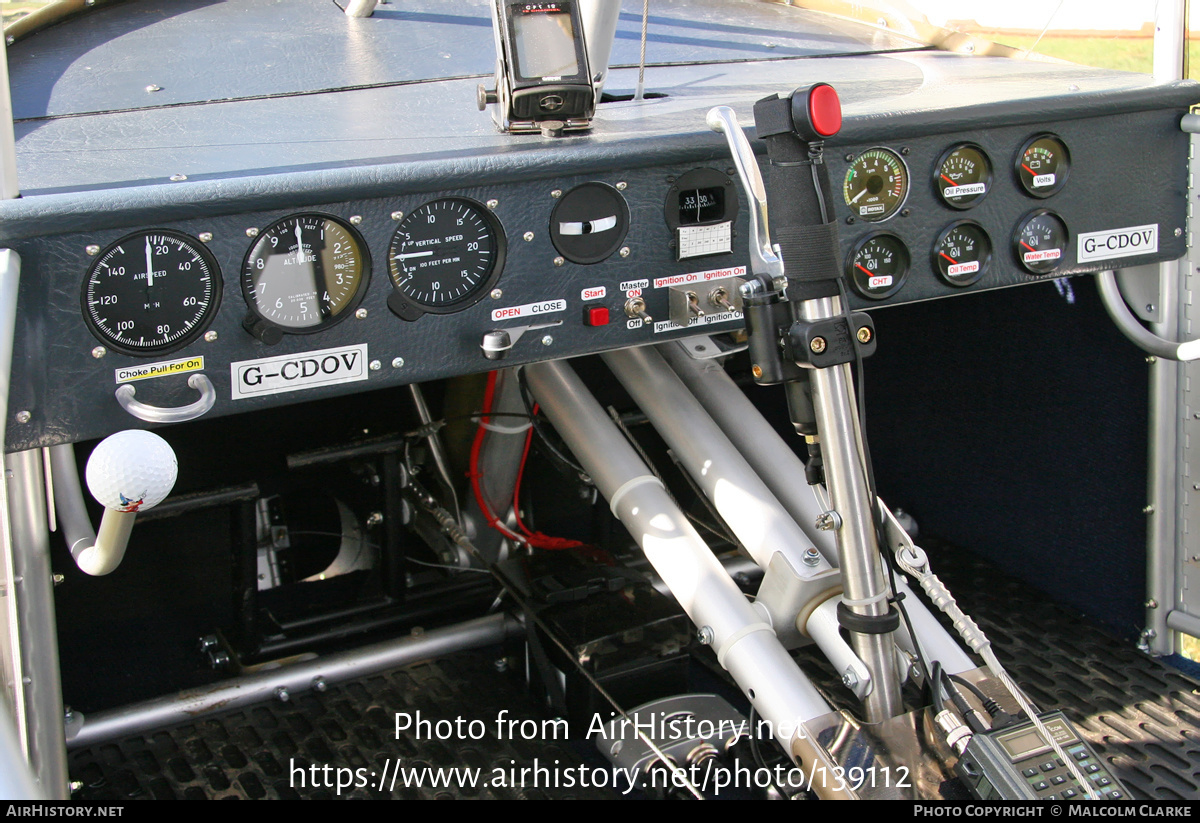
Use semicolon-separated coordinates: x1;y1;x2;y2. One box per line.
3;105;1188;452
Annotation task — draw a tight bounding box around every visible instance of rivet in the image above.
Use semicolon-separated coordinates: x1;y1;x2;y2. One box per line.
355;308;368;319
391;357;405;368
391;210;405;221
550;190;562;199
204;330;218;342
85;245;101;256
856;327;872;344
1144;505;1155;514
752;365;763;378
553;257;565;267
145;84;162;93
91;346;106;359
486;199;499;210
541;335;553;346
198;232;213;243
697;626;714;645
14;411;30;424
369;360;381;371
619;247;631;258
523;231;534;242
169;174;187;182
349;215;363;225
616;181;628;191
1147;356;1158;363
810;337;827;354
1176;228;1184;237
246;227;260;238
275;687;290;703
490;288;503;299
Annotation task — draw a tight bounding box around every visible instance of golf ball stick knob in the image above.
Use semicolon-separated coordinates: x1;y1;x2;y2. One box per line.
85;430;178;512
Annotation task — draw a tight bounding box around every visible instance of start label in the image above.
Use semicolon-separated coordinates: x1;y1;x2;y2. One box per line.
491;299;567;322
231;344;368;400
1077;224;1158;263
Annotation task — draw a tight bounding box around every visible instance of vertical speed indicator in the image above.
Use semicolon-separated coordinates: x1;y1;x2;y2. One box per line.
387;198;506;318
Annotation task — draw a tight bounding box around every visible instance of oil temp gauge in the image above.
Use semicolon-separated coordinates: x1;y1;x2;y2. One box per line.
933;221;991;287
935;143;992;209
1016;134;1070;198
847;232;909;299
1014;210;1069;275
843;148;909;222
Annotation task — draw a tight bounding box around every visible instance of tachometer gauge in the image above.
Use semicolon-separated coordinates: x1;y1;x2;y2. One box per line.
932;221;991;287
934;143;992;209
387;197;505;317
1016;134;1070;198
847;232;909;299
843;148;909;222
1014;210;1069;275
242;213;370;334
82;229;221;356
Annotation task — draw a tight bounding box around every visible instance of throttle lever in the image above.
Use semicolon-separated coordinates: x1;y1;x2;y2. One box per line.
705;106;784;284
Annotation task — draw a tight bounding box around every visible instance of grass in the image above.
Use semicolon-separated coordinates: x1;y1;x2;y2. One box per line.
968;33;1200;79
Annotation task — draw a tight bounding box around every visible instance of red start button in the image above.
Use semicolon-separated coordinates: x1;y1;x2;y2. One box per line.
584;306;610;327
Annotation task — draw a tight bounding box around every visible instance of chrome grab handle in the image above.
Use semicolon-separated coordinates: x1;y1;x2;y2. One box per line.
114;373;216;423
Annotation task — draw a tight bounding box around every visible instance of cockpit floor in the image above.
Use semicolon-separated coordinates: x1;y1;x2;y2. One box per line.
67;542;1200;800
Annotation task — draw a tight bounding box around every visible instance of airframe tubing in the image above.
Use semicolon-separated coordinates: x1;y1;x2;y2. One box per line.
70;613;519;750
525;359;833;751
602;346;832;576
659;340;975;676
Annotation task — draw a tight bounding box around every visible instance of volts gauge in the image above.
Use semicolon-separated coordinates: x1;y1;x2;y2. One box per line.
935;143;992;209
1014;210;1069;275
386;198;506;320
847;232;909;299
843;148;909;222
242;213;370;338
1016;134;1070;198
82;229;221;356
933;221;991;287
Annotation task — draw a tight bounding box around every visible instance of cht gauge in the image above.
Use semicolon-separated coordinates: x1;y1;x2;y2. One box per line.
82;229;221;356
1014;210;1069;275
1016;134;1070;198
934;143;992;209
847;232;909;299
386;197;506;321
242;213;370;341
843;148;909;222
933;221;991;287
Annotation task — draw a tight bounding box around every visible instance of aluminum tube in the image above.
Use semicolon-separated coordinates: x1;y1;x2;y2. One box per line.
0;37;18;199
71;613;518;750
0;691;39;799
48;445;95;557
0;250;23;754
602;346;830;575
801;296;902;721
4;450;68;798
660;341;975;674
525;359;832;749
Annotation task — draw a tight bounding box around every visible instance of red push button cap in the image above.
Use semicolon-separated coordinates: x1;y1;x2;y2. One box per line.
808;84;842;137
585;306;610;327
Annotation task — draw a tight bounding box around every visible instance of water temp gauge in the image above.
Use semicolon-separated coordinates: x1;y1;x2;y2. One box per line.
933;221;991;287
847;232;909;299
1016;134;1070;198
1014;210;1069;275
843;148;909;222
935;143;992;209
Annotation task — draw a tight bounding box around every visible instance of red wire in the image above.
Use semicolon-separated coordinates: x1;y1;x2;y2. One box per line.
467;372;581;549
512;402;582;550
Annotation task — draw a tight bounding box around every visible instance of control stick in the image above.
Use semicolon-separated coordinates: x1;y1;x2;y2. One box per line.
50;430;178;576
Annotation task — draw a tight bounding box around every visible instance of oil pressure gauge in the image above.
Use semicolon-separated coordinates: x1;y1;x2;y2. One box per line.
847;232;909;299
933;221;991;287
935;143;992;209
843;148;909;222
1014;210;1069;275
